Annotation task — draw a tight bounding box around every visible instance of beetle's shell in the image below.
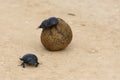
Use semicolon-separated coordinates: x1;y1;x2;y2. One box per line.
47;17;58;27
41;18;73;51
21;54;38;64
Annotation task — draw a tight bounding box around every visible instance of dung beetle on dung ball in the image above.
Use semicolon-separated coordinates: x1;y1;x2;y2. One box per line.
38;17;59;31
20;53;39;68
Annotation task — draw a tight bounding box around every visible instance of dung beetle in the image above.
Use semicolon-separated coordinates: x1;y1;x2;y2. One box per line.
20;54;39;68
38;17;58;31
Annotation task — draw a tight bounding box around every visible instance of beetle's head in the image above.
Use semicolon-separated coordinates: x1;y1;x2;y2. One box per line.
38;19;48;29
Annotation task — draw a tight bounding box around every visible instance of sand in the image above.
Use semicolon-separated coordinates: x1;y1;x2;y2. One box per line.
0;0;120;80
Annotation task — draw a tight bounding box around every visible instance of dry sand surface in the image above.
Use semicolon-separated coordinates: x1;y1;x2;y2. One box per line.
0;0;120;80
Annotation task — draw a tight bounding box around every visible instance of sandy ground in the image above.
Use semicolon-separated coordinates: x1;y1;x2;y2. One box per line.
0;0;120;80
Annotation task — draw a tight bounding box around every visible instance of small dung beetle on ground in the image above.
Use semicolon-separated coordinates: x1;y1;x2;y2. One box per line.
20;54;39;68
38;17;58;31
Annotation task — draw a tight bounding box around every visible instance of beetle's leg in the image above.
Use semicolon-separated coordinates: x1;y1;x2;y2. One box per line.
55;25;59;31
49;27;53;35
35;62;39;67
55;25;62;34
55;25;64;36
21;62;25;68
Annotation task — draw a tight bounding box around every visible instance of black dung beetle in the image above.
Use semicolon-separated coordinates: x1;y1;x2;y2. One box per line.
20;54;39;68
38;17;58;30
